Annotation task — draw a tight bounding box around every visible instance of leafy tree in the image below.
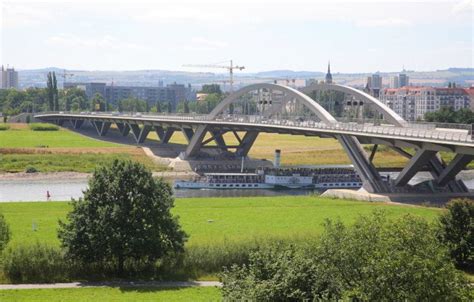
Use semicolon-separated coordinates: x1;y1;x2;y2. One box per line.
438;198;474;269
52;72;59;111
118;98;147;113
221;211;472;301
0;212;10;254
58;160;187;274
200;84;222;95
91;93;106;111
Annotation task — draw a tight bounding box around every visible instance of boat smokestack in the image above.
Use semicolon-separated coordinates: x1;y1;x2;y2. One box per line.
274;149;281;168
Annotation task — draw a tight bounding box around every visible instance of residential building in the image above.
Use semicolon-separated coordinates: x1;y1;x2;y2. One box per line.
64;82;195;111
0;65;19;89
379;86;471;121
399;73;409;87
390;76;399;89
366;73;382;97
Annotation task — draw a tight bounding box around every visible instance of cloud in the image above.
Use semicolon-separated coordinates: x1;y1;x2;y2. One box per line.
47;34;148;51
451;0;473;14
190;37;228;49
2;3;54;28
355;18;412;28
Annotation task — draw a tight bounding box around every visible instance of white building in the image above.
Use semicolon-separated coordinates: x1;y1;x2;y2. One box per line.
0;66;19;89
379;86;470;121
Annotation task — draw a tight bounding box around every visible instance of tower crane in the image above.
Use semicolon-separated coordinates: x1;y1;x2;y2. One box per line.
61;69;74;88
183;60;245;92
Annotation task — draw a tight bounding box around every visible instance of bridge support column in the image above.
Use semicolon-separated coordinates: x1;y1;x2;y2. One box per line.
130;124;151;143
92;121;111;136
155;126;175;144
337;135;387;193
235;131;259;157
395;149;437;187
70;119;84;129
181;128;195;143
116;123;130;136
185;125;208;158
437;154;474;186
56;119;65;126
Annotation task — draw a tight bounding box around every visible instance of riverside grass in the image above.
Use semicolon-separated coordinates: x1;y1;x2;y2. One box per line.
0;287;222;301
0;196;441;247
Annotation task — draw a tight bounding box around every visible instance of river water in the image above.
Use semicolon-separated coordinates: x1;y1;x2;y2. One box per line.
2;172;474;202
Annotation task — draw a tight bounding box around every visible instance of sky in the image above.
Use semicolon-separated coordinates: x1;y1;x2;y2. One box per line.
0;0;472;73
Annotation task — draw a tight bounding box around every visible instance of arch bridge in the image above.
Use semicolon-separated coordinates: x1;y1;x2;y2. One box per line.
35;83;474;194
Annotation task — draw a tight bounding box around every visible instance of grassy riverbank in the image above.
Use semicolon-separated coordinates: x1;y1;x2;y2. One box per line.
0;287;221;301
0;124;164;172
0;196;441;247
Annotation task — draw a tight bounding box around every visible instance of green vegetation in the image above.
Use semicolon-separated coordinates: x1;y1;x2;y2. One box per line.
0;153;160;173
28;123;59;131
0;125;117;148
0;124;10;131
438;198;474;270
221;211;472;301
425;107;474;124
59;160;186;274
0;287;221;302
0;197;441;248
0;212;10;253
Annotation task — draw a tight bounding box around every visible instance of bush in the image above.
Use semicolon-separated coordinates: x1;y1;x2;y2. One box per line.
25;166;38;173
221;211;472;301
0;124;10;131
438;198;474;269
0;212;10;254
28;123;59;131
2;243;70;283
58;160;187;274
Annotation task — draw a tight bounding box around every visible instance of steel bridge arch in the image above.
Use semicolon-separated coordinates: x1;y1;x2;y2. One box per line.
208;83;338;124
300;83;406;126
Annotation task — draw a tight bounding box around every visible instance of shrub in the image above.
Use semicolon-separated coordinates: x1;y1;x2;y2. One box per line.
438;198;474;269
28;123;59;131
25;166;38;173
0;213;10;254
221;211;472;301
58;160;187;274
2;243;70;283
0;124;10;131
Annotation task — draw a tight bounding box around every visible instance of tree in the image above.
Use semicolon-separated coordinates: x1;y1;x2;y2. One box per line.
200;84;222;95
167;101;172;113
46;73;54;111
118;98;147;113
58;160;187;274
91;93;105;111
438;198;474;269
221;211;472;301
0;212;10;254
156;100;162;113
52;72;59;111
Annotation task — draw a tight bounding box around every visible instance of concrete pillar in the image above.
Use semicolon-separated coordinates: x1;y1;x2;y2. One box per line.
71;119;84;129
235;131;259;157
210;130;227;150
92;121;111;136
181;128;195;143
129;124;151;143
337;134;387;193
395;149;437;187
116;123;130;136
185;125;208;158
437;154;474;186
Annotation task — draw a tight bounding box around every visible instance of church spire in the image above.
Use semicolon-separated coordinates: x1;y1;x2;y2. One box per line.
325;61;333;84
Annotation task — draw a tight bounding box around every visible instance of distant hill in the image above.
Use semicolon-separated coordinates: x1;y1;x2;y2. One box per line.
17;67;473;89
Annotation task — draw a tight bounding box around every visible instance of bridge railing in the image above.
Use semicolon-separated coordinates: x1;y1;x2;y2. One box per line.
36;111;473;144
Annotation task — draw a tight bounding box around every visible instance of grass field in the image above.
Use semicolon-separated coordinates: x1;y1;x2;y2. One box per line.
0;196;442;247
0;287;221;301
0;124;164;172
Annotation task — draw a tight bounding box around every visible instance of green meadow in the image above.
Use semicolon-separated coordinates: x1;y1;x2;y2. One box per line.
0;196;441;247
0;287;221;302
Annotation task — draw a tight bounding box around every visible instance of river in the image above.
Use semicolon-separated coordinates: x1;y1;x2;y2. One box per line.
2;171;474;202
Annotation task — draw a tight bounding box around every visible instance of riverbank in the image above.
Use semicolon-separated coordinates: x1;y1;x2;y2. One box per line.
0;171;198;181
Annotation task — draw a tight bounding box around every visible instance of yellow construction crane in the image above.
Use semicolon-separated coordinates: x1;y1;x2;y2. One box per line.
183;60;245;92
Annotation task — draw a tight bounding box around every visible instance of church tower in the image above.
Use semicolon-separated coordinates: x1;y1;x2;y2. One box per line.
325;61;333;84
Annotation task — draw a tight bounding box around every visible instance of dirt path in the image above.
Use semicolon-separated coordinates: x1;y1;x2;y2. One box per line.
0;281;222;290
